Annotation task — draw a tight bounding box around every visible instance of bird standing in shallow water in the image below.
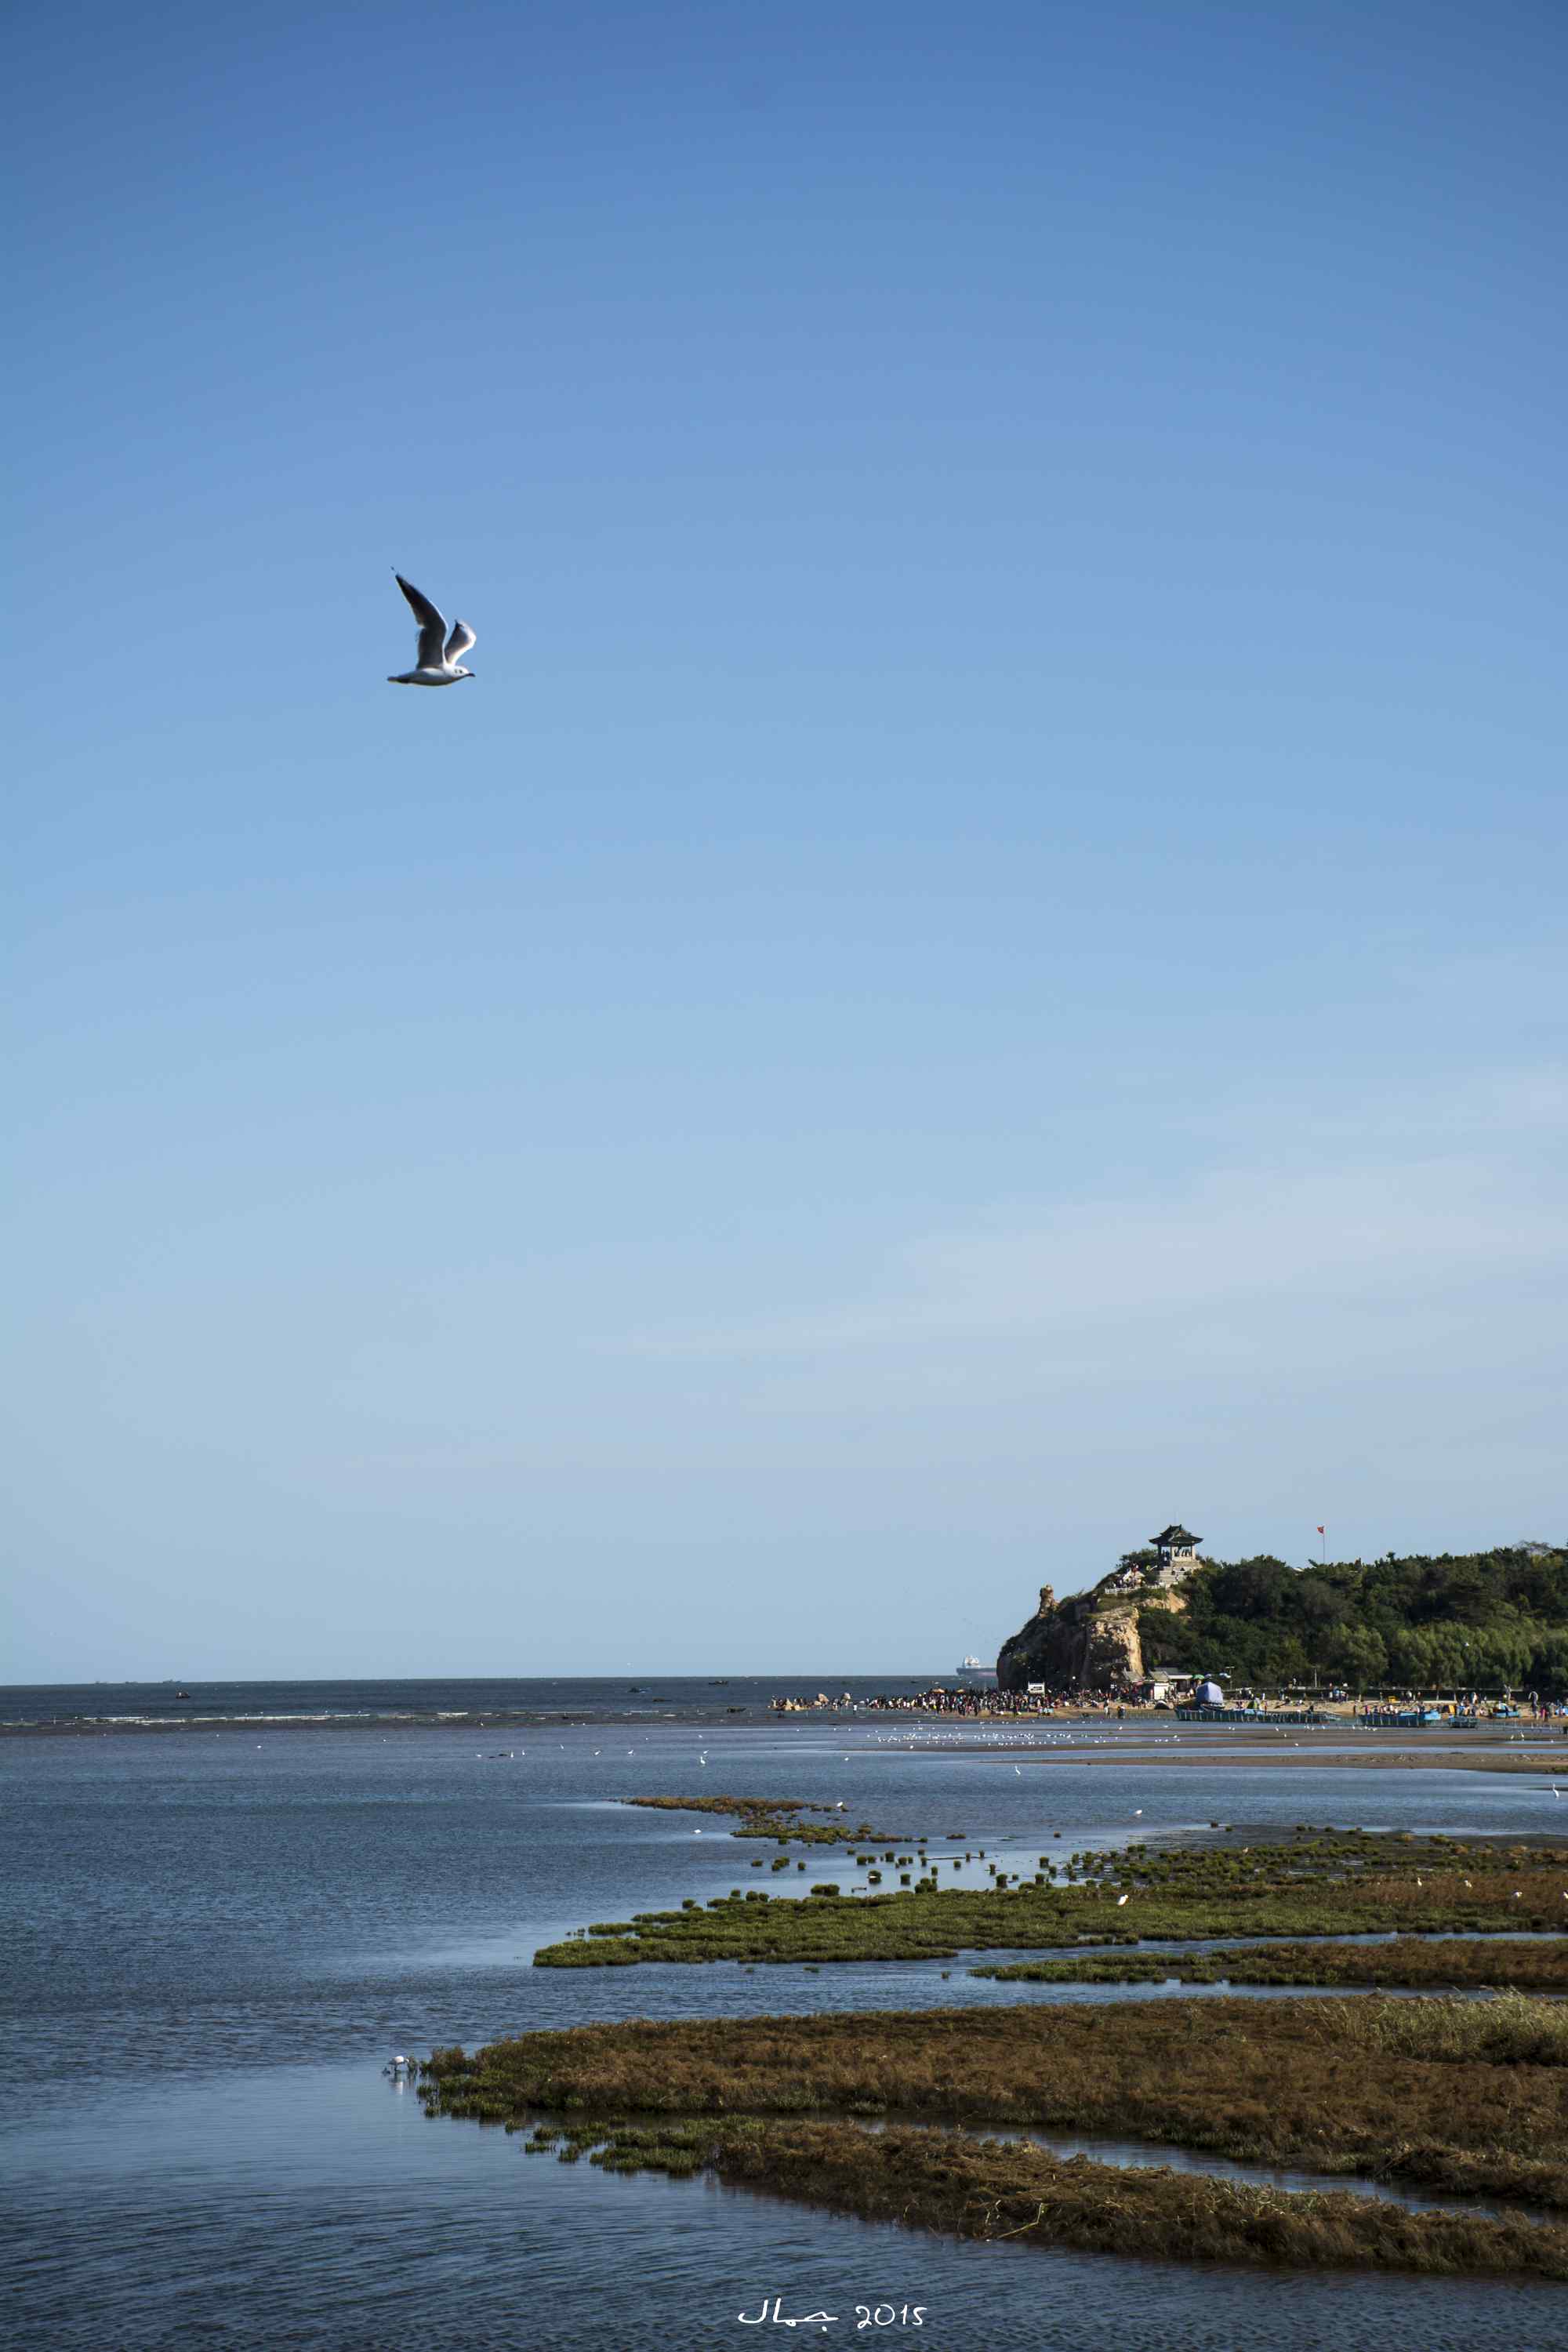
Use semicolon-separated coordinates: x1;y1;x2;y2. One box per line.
387;572;477;684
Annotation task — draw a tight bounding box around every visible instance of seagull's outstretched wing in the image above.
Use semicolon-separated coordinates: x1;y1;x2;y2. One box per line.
445;619;477;662
395;573;448;670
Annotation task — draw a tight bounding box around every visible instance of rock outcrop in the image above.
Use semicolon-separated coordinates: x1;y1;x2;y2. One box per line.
996;1552;1196;1693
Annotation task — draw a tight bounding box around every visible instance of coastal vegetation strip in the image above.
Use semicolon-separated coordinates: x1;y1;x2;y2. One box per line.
1134;1543;1568;1693
626;1795;909;1846
419;1992;1568;2238
506;2117;1568;2279
971;1936;1568;1990
534;1829;1568;1966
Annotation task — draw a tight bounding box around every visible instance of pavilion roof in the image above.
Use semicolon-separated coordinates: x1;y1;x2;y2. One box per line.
1152;1523;1200;1547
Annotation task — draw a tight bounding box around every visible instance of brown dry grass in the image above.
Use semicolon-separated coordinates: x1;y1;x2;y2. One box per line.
422;1994;1568;2209
527;2116;1568;2278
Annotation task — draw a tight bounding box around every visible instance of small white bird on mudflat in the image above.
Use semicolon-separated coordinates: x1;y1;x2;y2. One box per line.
387;572;477;684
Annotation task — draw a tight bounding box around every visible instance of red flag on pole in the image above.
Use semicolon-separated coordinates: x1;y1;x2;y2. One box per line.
1316;1526;1325;1535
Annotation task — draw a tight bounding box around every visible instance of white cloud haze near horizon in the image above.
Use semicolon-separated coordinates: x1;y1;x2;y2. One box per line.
6;1;1566;1679
10;1049;1563;1680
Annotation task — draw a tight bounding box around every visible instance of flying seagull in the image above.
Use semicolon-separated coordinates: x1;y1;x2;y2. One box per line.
388;572;477;685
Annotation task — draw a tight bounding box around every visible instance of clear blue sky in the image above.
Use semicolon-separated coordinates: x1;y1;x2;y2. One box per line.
7;1;1564;1679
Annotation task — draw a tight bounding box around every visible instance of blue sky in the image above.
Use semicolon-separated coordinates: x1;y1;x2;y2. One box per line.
7;1;1564;1679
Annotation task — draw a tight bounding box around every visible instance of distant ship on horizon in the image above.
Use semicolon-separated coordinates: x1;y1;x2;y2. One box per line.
955;1655;997;1685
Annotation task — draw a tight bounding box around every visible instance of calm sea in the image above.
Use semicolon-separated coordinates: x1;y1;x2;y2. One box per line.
3;1680;1562;2350
0;1672;942;1732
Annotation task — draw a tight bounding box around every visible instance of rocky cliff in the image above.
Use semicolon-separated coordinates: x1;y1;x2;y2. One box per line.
996;1566;1191;1693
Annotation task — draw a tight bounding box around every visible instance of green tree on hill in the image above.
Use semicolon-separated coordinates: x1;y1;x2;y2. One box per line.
1138;1544;1567;1690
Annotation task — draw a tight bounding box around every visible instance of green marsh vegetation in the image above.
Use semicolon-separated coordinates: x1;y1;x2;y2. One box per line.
535;1827;1568;1967
432;1818;1568;2275
975;1938;1568;1990
419;1994;1568;2270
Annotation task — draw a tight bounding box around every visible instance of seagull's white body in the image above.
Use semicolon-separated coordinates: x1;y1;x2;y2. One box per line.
388;572;477;684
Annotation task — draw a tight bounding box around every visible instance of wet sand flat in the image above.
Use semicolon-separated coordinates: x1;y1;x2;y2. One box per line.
931;1734;1565;1775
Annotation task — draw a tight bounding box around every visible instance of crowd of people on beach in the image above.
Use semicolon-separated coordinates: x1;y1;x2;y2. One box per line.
770;1685;1128;1716
855;1686;1069;1717
770;1682;1567;1721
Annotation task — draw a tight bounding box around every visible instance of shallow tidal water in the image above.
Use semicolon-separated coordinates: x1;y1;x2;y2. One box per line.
4;1688;1565;2349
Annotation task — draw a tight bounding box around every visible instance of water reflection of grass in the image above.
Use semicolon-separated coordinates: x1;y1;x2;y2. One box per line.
419;1996;1568;2274
535;1828;1568;1966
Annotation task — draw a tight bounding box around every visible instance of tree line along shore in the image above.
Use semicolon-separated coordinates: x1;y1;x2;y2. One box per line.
997;1540;1568;1704
1137;1542;1568;1691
